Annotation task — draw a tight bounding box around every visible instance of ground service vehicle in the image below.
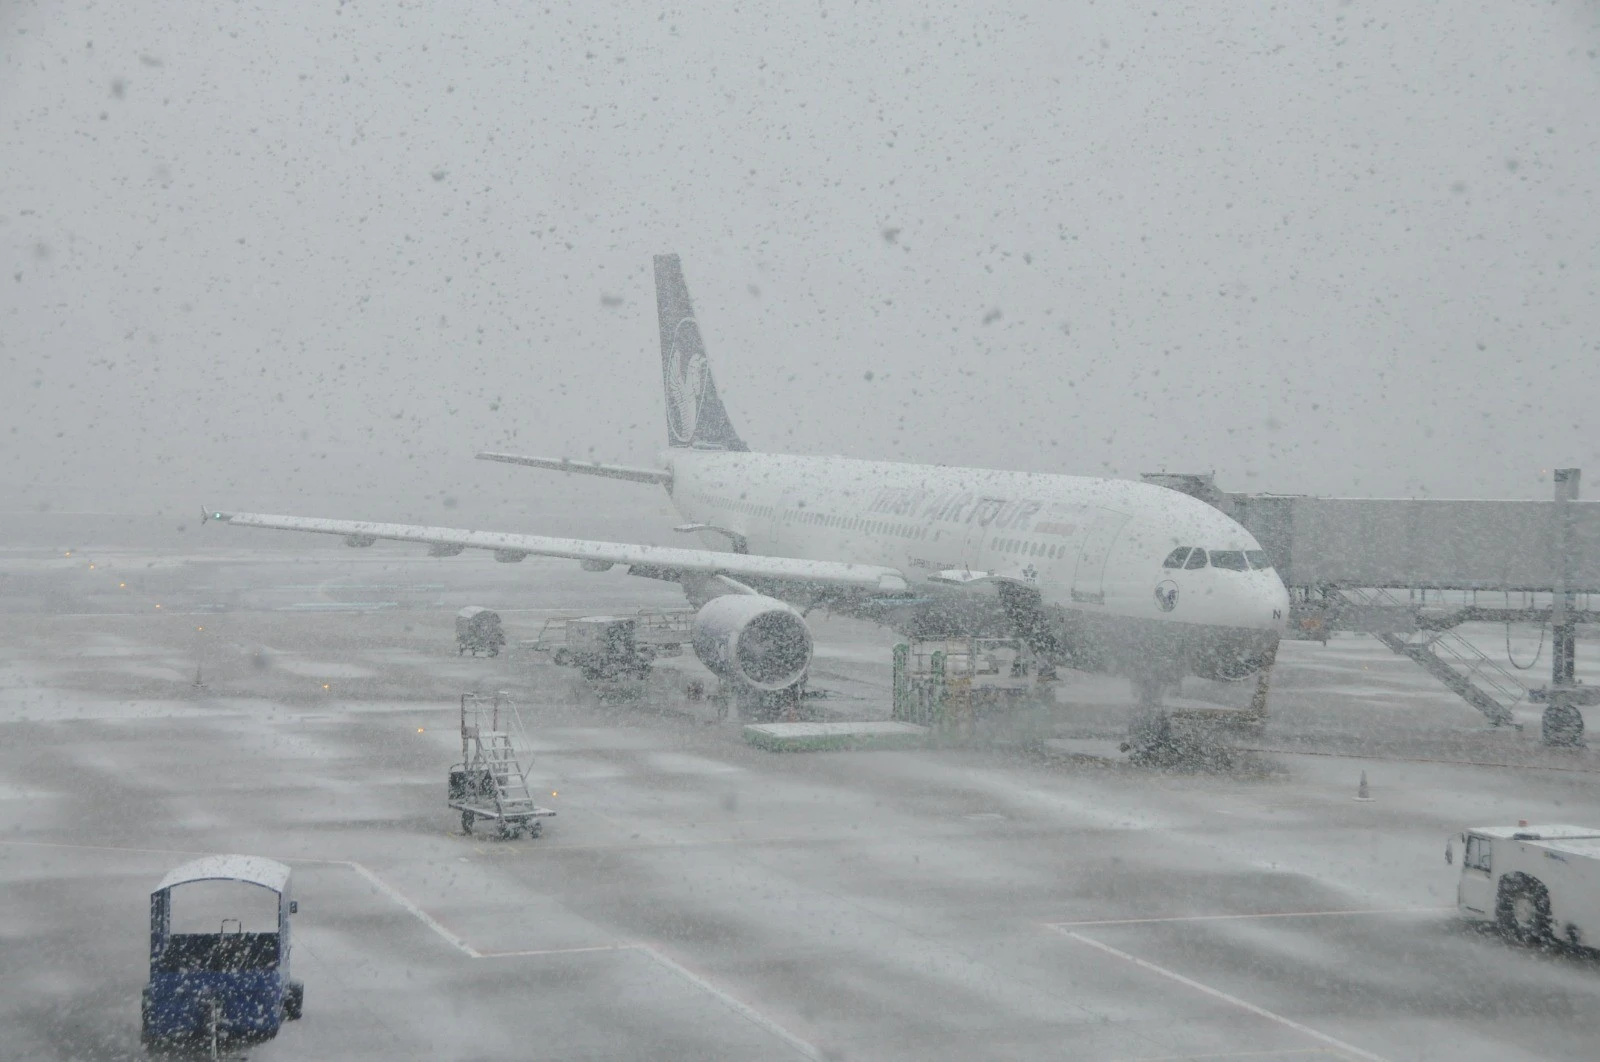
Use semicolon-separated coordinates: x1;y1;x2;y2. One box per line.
1449;824;1600;947
455;606;506;656
554;616;655;679
142;855;303;1050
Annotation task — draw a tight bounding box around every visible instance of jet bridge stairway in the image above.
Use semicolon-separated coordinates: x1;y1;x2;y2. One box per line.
1327;588;1523;727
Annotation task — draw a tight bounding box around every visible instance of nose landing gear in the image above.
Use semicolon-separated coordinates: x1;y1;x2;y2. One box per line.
1123;674;1177;765
1122;642;1274;768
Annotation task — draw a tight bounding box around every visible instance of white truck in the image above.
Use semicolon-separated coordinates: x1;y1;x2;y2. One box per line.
1449;824;1600;947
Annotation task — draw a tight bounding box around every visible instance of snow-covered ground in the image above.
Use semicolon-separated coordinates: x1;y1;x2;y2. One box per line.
4;550;1600;1060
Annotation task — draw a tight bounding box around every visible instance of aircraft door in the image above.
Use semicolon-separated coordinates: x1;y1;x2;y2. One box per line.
1457;834;1494;915
1071;510;1130;605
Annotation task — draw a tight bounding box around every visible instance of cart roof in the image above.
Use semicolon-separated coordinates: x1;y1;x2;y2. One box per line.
457;605;494;618
156;855;292;894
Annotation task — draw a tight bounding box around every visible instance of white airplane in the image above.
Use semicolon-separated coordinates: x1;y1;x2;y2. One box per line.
208;255;1288;745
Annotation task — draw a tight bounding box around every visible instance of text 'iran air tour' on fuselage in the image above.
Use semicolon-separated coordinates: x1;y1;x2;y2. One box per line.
206;253;1288;699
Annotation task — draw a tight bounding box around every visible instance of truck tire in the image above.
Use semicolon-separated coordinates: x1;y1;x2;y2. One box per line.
1496;872;1553;945
283;981;304;1021
552;649;571;667
1542;702;1585;747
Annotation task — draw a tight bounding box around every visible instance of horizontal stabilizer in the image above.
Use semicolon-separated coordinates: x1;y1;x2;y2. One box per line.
475;452;671;486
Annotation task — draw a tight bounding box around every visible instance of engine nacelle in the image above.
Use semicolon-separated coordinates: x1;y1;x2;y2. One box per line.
691;594;812;691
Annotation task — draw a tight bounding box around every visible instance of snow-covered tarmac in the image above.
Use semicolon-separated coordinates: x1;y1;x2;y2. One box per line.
4;548;1600;1060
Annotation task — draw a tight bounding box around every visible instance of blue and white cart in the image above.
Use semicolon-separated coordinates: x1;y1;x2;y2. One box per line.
141;855;303;1051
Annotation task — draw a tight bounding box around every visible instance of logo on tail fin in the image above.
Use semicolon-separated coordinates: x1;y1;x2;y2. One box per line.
654;255;747;451
664;317;711;446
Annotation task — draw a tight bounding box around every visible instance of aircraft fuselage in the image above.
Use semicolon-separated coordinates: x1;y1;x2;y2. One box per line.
668;449;1288;680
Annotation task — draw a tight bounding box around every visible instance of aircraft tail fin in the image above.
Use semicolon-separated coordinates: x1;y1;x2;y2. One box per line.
654;254;747;451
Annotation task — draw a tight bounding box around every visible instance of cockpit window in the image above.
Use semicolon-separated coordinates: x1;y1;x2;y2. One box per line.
1162;547;1191;569
1183;549;1208;570
1245;550;1272;571
1209;550;1248;571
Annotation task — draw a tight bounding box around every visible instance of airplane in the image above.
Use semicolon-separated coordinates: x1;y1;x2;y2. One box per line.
207;255;1289;750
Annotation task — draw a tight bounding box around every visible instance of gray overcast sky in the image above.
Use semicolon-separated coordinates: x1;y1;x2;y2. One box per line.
3;1;1598;534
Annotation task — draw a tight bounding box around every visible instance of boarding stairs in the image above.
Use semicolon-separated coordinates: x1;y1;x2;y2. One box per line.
475;731;536;811
1330;588;1525;727
451;692;554;838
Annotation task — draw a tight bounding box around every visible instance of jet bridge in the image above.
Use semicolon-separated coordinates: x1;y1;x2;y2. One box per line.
1144;469;1599;745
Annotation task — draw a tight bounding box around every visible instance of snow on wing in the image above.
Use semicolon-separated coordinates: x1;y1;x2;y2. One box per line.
204;510;910;593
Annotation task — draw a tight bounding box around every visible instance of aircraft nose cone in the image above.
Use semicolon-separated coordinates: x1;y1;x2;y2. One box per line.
1229;574;1288;632
1264;578;1290;631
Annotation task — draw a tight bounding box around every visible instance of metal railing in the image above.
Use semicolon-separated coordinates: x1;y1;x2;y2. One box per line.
1334;588;1525;726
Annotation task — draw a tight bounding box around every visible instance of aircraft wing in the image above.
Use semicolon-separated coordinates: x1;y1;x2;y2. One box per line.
204;510;911;594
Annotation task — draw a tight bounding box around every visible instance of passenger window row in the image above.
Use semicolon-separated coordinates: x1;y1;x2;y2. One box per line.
790;509;930;539
990;538;1067;559
1162;547;1273;572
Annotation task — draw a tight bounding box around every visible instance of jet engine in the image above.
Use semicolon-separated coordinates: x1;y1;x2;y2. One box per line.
691;594;813;690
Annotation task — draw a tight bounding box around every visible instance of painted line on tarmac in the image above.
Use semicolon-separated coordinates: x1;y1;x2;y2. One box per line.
345;861;482;958
1;840;480;959
1046;907;1449;928
1105;1050;1334;1061
0;837;370;869
311;860;641;964
479;943;637;959
442;832;822;855
1235;746;1600;775
3;840;688;969
0;838;229;860
1051;928;1392;1062
636;943;825;1061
